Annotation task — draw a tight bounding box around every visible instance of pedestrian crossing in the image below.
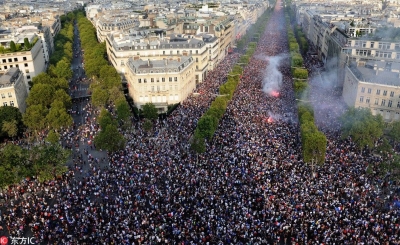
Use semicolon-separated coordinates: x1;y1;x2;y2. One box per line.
72;87;88;91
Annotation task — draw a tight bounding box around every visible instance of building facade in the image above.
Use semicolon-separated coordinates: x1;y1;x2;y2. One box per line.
343;61;400;121
0;67;28;113
107;33;209;84
0;34;46;90
96;15;140;42
125;56;196;112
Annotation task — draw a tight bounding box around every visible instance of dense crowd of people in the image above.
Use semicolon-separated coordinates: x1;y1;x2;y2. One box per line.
1;0;400;244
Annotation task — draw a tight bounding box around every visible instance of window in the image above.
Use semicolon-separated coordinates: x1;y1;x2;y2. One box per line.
163;51;165;55
8;58;12;62
383;90;387;96
3;66;7;70
14;58;18;62
10;101;14;106
151;86;154;92
138;79;142;83
157;78;160;83
370;42;374;48
366;98;370;104
162;78;165;82
151;78;154;83
388;100;392;107
376;89;380;95
174;77;177;82
390;91;394;97
398;101;400;108
8;92;12;98
375;98;379;105
144;79;147;83
25;69;29;73
9;65;13;68
361;87;365;93
3;102;7;106
1;94;4;99
26;75;30;79
2;59;6;63
23;57;27;61
169;77;172;82
381;99;386;106
367;88;371;94
359;96;364;102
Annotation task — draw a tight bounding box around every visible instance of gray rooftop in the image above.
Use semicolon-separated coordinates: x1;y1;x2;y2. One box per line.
0;67;20;87
127;56;194;74
349;62;400;86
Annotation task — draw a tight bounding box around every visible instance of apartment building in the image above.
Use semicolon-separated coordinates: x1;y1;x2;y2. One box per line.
343;61;400;121
106;32;209;84
342;39;400;62
0;67;28;113
95;14;140;42
0;32;46;90
125;56;196;112
195;33;219;71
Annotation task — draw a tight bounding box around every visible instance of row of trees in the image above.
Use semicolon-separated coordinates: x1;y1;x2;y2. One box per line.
0;12;80;187
236;7;273;51
191;43;258;153
285;4;327;165
22;13;75;134
0;143;70;188
76;11;129;152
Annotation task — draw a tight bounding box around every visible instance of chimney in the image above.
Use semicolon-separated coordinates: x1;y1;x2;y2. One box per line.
177;57;181;62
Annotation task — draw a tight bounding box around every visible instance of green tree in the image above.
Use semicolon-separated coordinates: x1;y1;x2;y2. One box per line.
46;131;60;145
46;101;73;129
0;106;23;139
91;87;109;108
197;115;218;140
23;104;48;131
303;130;327;165
9;41;16;52
341;108;384;149
191;131;206;154
94;124;126;152
26;83;55;108
29;144;69;182
32;72;53;86
142;102;158;120
2;120;18;138
23;38;31;50
108;86;124;104
116;98;130;122
389;121;400;142
53;60;72;79
0;144;29;187
98;109;117;129
54;89;72;109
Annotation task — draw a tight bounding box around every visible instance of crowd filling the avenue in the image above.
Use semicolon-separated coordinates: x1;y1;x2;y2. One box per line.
1;1;400;244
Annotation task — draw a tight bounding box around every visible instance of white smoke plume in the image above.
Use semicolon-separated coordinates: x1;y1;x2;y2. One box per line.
256;54;287;96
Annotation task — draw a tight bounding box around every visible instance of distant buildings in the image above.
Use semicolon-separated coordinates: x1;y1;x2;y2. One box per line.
293;0;400;120
0;67;28;113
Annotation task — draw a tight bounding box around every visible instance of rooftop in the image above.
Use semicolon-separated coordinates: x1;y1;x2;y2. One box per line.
127;56;194;74
0;67;20;88
349;61;400;86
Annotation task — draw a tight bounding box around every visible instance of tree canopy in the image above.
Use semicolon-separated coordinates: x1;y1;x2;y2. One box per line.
341;108;384;149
